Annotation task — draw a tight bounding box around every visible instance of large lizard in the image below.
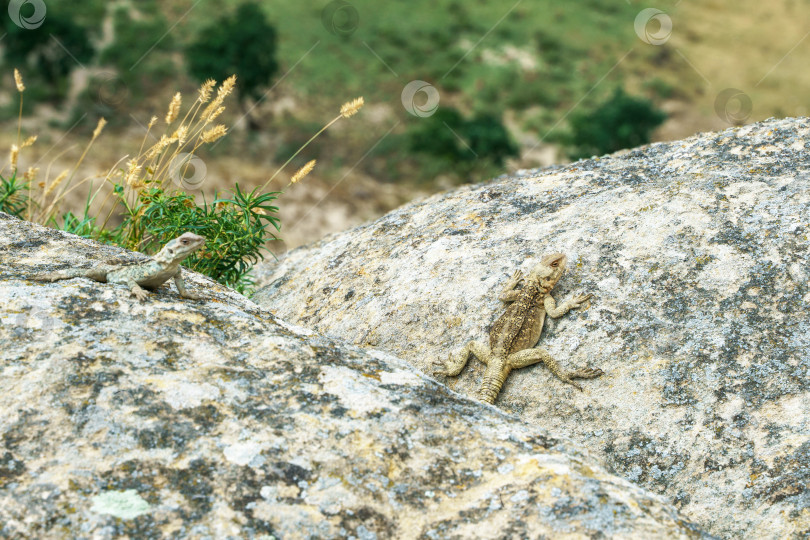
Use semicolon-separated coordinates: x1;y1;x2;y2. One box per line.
33;232;205;301
433;253;603;404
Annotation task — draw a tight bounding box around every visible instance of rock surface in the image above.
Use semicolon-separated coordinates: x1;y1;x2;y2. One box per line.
0;215;706;538
253;117;810;538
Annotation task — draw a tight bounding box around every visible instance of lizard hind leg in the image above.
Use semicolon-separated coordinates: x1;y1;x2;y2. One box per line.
506;348;589;391
433;340;491;377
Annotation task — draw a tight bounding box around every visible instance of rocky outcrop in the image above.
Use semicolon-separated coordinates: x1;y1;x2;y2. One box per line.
253;117;810;538
0;215;705;538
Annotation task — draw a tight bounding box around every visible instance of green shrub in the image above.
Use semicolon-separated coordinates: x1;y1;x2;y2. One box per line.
408;108;469;163
568;88;666;159
4;70;363;296
2;9;94;101
0;171;28;217
186;3;279;105
407;107;518;177
99;4;176;92
464;113;519;167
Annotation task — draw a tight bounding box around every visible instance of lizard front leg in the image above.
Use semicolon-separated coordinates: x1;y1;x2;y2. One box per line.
125;279;150;301
506;348;603;391
433;340;491;376
173;271;201;300
544;293;592;318
498;270;524;303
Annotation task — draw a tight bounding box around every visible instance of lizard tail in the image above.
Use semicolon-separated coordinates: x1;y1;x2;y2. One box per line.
478;371;508;404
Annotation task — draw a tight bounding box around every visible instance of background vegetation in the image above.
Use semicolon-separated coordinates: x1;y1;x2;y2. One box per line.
2;0;808;257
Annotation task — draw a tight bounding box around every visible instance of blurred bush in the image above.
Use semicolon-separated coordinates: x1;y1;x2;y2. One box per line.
567;88;666;159
407;107;518;181
99;3;177;93
186;2;278;119
1;5;94;102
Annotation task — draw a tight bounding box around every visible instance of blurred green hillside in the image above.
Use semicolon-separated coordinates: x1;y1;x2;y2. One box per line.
2;0;808;246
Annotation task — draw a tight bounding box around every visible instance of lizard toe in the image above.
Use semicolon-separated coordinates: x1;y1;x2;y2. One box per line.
132;289;148;301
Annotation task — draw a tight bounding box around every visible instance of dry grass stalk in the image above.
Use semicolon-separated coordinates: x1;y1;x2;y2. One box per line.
44;170;69;197
259;96;364;192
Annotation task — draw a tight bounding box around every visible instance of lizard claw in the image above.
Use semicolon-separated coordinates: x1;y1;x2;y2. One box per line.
570;293;593;309
431;359;449;377
562;378;583;391
131;287;149;301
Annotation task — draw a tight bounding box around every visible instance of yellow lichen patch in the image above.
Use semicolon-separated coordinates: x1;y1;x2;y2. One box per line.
462;212;485;232
156;310;207;325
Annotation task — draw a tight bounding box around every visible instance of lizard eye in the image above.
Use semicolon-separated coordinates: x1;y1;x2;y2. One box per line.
551;261;559;267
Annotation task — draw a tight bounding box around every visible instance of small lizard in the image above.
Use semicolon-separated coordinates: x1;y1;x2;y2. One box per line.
433;253;603;404
34;232;205;301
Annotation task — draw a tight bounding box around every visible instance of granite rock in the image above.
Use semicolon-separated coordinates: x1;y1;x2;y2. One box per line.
253;117;810;538
0;215;706;538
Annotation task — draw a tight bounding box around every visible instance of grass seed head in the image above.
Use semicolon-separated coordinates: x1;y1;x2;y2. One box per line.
218;75;237;100
21;135;37;148
165;92;182;124
13;69;24;92
172;125;189;146
340;97;364;118
124;160;144;189
201;125;228;143
291;159;316;184
198;79;216;103
92;118;107;139
44;169;69;197
202;75;236;120
10;145;19;172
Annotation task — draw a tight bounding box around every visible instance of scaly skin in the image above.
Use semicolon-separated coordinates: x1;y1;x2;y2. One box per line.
34;232;205;301
433;253;603;404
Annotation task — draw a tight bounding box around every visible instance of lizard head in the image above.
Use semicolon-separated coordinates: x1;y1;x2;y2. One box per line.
530;253;567;287
154;232;206;265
